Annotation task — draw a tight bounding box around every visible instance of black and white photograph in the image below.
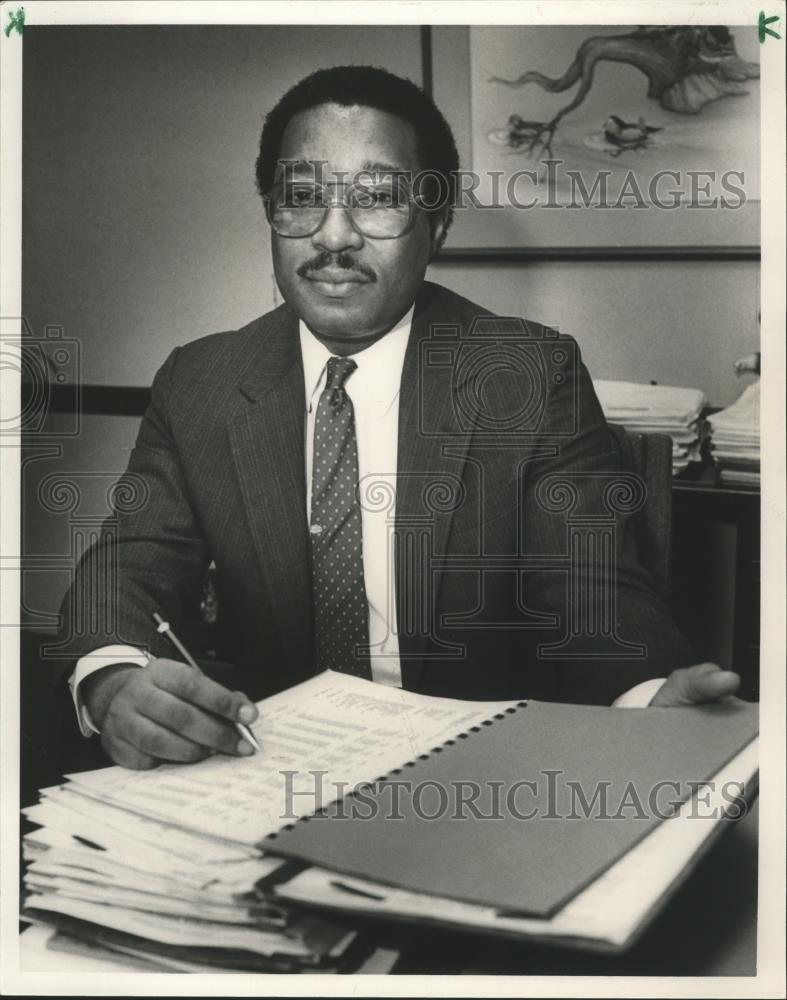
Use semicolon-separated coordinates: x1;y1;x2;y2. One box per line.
1;1;784;994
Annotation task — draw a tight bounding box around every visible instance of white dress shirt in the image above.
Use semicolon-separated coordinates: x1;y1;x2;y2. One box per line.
69;309;665;735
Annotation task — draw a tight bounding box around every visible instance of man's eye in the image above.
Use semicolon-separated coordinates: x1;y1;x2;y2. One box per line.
283;187;323;208
352;186;400;209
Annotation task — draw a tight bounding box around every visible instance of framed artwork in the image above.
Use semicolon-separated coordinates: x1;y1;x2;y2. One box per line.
428;26;760;258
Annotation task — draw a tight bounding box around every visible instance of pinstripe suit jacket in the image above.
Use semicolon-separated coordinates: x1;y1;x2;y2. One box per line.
58;281;694;717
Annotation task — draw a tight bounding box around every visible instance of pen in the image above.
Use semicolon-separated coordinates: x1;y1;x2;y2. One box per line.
152;612;261;754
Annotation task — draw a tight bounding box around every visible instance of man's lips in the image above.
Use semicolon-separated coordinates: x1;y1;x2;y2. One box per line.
303;269;371;285
303;269;372;298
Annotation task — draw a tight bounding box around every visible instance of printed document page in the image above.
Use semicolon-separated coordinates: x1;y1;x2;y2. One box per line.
65;671;517;847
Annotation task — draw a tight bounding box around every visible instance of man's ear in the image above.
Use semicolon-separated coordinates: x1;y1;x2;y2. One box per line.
428;211;449;259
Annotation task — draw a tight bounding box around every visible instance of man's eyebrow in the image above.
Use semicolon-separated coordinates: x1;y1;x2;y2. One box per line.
275;160;407;173
359;160;409;175
273;159;411;182
276;159;323;177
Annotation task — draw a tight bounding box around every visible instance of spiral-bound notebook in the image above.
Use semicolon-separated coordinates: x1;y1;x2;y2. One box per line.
264;696;758;918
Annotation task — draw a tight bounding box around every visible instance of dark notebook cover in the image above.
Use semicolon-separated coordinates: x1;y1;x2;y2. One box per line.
264;699;758;917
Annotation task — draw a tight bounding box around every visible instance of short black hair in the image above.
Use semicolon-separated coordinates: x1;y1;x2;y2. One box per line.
255;65;459;249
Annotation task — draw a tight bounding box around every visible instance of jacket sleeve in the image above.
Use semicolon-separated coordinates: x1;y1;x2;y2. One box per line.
53;348;212;747
519;334;696;704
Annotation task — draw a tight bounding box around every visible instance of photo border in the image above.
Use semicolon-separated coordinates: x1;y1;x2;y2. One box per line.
1;2;783;998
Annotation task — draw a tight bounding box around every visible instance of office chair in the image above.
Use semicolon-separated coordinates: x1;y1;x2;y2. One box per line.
606;423;674;606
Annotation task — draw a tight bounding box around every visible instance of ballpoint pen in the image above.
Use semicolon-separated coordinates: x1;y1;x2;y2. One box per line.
152;612;261;754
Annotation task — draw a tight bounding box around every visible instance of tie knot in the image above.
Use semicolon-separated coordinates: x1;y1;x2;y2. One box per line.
325;356;358;392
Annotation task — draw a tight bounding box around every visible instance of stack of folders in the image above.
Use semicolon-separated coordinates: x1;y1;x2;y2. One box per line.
593;379;708;475
707;381;760;487
22;672;758;962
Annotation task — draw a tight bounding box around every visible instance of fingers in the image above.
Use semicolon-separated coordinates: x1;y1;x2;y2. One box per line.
148;658;258;726
135;684;250;758
113;711;214;764
650;663;741;707
98;659;259;769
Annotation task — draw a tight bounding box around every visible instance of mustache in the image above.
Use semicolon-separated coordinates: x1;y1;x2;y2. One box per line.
296;252;378;283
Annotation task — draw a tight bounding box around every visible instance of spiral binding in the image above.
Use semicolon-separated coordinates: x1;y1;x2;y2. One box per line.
266;700;529;841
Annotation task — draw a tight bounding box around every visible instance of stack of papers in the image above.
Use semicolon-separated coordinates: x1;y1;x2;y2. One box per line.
707;381;760;487
21;786;360;972
21;672;514;971
593;380;708;475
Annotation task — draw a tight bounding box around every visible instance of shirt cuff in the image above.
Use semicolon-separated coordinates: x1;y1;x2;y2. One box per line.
613;677;667;709
69;645;150;736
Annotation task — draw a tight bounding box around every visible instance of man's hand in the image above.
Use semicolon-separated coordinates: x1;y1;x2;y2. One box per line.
649;662;741;707
82;658;259;769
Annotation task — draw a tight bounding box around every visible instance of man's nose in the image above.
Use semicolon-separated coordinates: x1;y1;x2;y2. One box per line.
311;205;364;253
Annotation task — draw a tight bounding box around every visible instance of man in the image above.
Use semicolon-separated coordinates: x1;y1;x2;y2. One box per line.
60;66;740;770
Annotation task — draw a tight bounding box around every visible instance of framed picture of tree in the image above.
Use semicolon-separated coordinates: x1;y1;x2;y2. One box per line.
428;25;760;258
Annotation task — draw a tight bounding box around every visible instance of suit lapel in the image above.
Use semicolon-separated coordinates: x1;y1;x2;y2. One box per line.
227;306;313;674
396;285;475;689
225;286;475;687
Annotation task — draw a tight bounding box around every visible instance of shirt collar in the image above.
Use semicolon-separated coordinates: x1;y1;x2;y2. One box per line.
299;305;414;415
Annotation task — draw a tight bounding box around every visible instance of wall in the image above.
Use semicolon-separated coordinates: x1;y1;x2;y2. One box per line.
22;25;423;385
21;25;759;626
430;259;759;407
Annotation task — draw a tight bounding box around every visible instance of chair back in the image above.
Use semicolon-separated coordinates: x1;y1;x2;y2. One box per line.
606;423;674;605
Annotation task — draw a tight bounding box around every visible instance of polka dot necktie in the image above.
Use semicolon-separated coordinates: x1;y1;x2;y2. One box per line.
310;356;371;678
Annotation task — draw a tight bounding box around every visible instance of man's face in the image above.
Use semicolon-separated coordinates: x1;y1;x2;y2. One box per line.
270;103;444;342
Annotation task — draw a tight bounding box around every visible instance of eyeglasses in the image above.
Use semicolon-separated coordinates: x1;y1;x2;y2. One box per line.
263;179;419;240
